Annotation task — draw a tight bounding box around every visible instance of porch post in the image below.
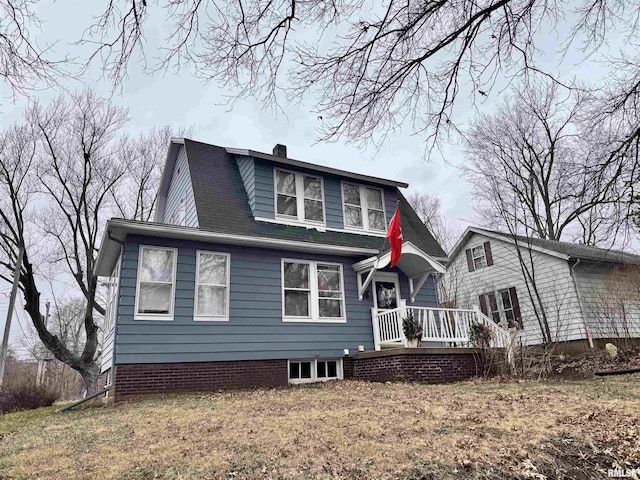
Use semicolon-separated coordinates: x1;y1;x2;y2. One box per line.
371;307;381;351
399;300;408;347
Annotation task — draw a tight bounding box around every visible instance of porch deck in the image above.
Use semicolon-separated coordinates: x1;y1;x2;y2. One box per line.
371;301;512;351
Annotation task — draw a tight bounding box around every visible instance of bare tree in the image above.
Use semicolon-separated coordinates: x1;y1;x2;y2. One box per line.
0;90;184;392
110;126;192;221
463;80;636;247
406;191;457;251
0;0;67;99
74;0;638;156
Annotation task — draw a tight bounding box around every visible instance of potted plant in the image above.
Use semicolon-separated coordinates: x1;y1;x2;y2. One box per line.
402;311;423;348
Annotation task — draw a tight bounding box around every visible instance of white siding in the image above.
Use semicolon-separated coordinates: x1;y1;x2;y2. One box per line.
574;262;640;339
162;145;199;227
443;233;586;345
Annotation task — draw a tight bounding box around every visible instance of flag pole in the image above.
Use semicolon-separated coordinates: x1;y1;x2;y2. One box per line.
374;200;399;269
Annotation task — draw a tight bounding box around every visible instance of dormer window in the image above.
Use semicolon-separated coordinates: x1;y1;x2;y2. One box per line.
342;183;386;232
275;169;325;224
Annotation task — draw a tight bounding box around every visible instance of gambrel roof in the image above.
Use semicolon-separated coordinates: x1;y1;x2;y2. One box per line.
165;138;446;258
96;138;447;275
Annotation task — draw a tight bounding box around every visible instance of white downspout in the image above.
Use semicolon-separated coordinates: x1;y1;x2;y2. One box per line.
570;258;594;349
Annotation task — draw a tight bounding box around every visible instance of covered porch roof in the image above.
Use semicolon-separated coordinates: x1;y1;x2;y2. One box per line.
351;241;446;302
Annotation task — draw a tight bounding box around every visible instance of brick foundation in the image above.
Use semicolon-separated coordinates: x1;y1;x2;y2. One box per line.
343;356;355;379
114;359;288;401
352;348;485;383
112;349;487;401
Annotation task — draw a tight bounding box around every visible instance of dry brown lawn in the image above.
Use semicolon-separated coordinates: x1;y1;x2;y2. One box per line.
0;377;639;479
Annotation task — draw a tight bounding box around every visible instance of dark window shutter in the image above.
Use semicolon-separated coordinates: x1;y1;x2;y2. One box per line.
509;287;522;328
478;294;487;315
465;248;475;272
484;241;493;266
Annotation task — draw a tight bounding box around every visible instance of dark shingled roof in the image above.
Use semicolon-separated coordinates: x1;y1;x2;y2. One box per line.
475;228;640;265
183;139;446;258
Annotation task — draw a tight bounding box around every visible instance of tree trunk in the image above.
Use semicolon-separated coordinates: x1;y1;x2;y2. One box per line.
21;251;102;398
79;363;101;396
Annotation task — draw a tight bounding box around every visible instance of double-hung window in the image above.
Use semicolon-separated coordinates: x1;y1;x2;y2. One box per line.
194;251;230;321
275;169;325;224
486;292;500;324
282;260;345;322
135;246;177;320
103;256;121;332
498;289;515;326
480;288;521;329
471;245;487;269
342;183;386;232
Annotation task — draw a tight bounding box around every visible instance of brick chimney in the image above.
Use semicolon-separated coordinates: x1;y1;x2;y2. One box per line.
273;144;287;158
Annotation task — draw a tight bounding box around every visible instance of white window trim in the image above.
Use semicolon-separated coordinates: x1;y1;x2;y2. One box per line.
340;182;387;233
288;358;344;384
104;254;121;332
274;168;327;226
194;250;231;322
471;244;487;269
134;245;178;321
281;258;346;323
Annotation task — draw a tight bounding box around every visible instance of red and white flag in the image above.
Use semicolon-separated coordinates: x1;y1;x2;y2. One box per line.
387;203;403;267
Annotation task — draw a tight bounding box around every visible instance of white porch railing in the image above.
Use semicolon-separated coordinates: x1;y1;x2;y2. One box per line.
371;300;511;351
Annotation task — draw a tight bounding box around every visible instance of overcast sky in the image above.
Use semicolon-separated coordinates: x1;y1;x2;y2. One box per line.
0;1;627;353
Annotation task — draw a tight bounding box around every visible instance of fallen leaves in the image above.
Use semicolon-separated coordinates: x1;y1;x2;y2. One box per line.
0;377;638;479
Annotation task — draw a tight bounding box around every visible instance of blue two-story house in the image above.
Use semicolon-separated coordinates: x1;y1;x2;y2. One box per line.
95;138;459;400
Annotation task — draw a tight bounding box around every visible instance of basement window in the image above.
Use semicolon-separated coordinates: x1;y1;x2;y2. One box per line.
288;359;343;384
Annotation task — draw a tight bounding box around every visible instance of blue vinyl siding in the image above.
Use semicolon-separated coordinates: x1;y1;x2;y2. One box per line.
246;157;398;229
253;159;274;218
114;234;437;364
163;146;199;227
237;156;257;215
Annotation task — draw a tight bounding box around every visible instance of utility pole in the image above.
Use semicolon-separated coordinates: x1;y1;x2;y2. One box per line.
36;301;51;386
0;245;24;389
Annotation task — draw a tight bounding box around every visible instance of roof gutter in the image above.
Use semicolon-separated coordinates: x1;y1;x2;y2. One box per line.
94;219;379;276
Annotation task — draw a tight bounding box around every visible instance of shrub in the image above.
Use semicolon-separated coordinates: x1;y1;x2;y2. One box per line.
0;383;58;414
469;320;493;350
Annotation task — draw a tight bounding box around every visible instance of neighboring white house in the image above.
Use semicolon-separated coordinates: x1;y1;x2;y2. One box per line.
443;227;640;347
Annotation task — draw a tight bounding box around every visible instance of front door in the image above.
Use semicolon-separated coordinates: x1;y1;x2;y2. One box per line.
373;273;401;310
